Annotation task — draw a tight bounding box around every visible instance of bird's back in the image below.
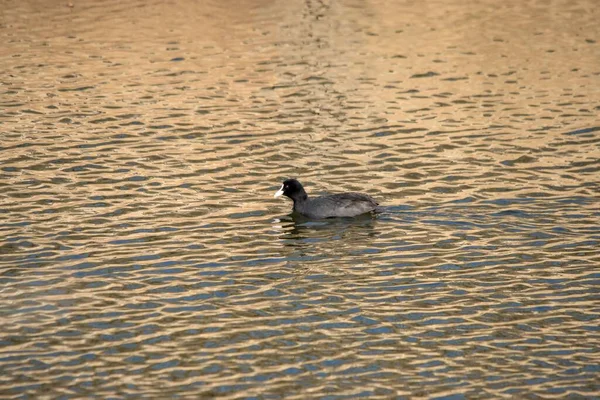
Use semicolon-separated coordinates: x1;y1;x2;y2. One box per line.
296;192;379;218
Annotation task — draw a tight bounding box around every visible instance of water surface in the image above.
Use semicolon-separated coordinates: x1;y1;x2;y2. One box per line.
1;0;599;398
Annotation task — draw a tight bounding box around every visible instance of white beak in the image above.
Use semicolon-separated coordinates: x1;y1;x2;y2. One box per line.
274;184;285;198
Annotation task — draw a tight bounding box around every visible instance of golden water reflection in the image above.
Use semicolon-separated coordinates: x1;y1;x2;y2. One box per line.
1;0;599;398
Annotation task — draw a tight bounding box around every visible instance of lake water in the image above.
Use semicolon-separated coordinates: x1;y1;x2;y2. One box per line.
1;0;599;398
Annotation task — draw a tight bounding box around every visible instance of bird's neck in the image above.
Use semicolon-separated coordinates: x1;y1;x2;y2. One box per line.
292;192;308;206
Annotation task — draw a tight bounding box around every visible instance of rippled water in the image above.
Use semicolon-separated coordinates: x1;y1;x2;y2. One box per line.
1;0;600;398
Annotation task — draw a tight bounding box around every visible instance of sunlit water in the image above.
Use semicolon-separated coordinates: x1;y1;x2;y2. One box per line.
1;0;599;398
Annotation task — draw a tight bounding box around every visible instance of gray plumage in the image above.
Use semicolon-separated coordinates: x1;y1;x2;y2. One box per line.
274;179;379;219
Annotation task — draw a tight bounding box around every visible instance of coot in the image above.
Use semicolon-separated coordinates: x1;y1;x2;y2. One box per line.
274;178;379;219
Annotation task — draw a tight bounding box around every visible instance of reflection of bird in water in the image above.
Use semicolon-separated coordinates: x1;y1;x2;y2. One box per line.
271;212;378;249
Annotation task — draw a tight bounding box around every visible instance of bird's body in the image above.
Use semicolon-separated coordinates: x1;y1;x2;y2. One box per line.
274;179;379;219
